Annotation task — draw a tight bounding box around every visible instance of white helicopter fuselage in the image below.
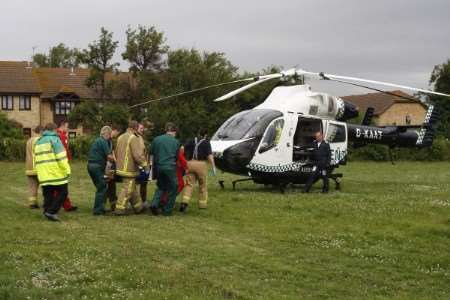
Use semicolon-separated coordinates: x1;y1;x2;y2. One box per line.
211;84;348;178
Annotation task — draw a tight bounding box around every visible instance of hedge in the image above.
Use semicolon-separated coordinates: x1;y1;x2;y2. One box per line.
0;136;95;161
349;137;450;161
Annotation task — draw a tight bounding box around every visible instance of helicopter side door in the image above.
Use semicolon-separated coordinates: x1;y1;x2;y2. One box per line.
324;121;348;165
250;115;295;168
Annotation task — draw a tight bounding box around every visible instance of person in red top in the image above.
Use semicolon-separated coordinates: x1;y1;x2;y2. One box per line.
159;146;188;207
56;120;77;212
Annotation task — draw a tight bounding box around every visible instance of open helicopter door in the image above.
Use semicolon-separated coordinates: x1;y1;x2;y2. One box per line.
248;113;296;172
292;116;323;164
325;121;348;166
251;117;289;166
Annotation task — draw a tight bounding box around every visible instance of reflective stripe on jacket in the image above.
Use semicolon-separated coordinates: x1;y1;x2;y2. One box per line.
25;136;39;176
115;129;148;177
34;130;71;186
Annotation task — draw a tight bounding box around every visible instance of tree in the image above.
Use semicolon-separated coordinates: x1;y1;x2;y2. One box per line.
141;48;240;140
79;27;119;99
32;43;80;68
32;53;49;67
122;25;169;73
68;102;130;133
122;25;169;105
67;101;101;133
429;59;450;137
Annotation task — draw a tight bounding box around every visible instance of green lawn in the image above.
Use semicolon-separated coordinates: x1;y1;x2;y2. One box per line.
0;161;449;299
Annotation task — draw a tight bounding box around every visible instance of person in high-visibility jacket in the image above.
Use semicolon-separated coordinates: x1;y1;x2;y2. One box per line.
34;123;71;221
25;125;43;209
114;120;148;215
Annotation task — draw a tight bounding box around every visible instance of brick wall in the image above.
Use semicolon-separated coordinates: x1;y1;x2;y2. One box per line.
376;103;426;126
0;96;40;130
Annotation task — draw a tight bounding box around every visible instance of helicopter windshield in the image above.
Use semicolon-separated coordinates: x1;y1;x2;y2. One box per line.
212;109;283;141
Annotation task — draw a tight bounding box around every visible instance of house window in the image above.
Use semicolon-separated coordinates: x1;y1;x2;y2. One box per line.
55;101;76;115
1;96;14;110
23;128;31;137
19;96;31;110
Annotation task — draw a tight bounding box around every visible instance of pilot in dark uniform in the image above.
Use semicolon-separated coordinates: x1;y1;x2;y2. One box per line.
303;131;331;193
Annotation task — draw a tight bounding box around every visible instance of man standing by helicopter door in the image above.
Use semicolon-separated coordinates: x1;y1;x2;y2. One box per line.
303;131;330;193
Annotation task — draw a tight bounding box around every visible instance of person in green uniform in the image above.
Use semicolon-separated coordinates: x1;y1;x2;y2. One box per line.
87;126;115;215
150;122;180;216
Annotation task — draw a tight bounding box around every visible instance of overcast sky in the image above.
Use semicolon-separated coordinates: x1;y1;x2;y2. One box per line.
1;0;449;96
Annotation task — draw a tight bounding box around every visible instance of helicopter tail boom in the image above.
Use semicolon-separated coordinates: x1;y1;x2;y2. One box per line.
347;104;438;148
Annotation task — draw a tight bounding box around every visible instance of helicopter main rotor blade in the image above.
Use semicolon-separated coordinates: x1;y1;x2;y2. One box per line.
213;76;279;102
213;69;297;102
129;77;256;109
307;71;450;98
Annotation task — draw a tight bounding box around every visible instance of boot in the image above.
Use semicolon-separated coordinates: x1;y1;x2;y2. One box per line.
179;203;188;213
44;212;60;222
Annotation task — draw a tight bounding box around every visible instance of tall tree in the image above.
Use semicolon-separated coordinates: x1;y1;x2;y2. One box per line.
122;25;169;73
32;43;80;68
141;48;240;140
122;25;169;104
68;102;130;133
79;27;119;99
429;59;450;137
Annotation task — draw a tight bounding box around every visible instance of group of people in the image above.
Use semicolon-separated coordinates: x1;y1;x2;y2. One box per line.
25;120;216;221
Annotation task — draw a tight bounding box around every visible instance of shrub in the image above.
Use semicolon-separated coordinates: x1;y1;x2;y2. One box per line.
0;138;26;161
0;112;23;139
69;135;96;160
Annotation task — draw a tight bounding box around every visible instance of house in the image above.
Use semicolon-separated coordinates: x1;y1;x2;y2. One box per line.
342;90;427;126
0;61;131;138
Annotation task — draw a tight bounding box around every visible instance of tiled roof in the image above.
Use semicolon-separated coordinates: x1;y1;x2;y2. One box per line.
0;61;41;94
33;67;97;99
341;90;426;116
0;61;132;99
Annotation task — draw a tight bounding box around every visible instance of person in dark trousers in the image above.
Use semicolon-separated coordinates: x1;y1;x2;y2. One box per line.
34;123;71;221
87;126;116;215
303;131;331;193
150;122;180;216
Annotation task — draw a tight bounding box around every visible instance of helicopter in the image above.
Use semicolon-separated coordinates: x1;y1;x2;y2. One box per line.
131;68;450;192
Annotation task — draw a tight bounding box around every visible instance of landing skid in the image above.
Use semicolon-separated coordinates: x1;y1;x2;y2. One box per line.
218;178;255;190
218;173;343;193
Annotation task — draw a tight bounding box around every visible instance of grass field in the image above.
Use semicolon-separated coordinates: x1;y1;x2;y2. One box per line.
0;161;449;299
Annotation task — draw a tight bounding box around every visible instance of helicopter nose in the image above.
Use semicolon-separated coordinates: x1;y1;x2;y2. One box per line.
215;138;261;175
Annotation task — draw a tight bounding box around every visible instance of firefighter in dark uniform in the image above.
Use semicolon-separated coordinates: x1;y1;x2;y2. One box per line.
303;131;331;193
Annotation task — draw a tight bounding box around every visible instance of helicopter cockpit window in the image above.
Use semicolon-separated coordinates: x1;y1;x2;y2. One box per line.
327;123;346;143
259;119;284;153
212;109;283;141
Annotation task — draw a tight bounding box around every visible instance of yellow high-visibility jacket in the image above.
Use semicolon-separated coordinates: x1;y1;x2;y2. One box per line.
34;130;71;186
25;136;39;176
